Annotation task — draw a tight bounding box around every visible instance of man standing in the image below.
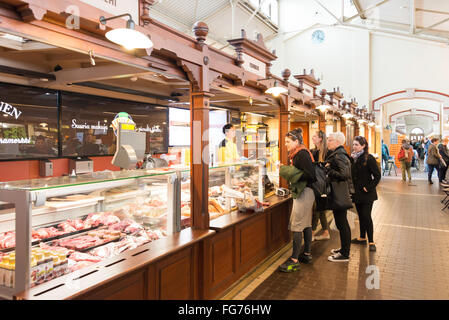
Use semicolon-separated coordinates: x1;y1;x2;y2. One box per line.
381;140;390;171
398;139;414;183
427;138;442;184
424;137;431;172
218;123;239;163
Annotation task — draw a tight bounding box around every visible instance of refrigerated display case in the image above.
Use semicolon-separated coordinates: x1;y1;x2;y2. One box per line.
0;169;179;298
179;160;274;228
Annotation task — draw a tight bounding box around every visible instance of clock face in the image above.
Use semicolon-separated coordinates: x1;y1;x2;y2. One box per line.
312;30;325;44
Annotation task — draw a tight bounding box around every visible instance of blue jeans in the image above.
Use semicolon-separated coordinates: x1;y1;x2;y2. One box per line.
428;164;439;182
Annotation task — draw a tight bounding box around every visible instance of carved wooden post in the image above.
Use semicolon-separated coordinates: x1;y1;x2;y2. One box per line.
140;0;157;26
186;22;213;230
279;95;290;189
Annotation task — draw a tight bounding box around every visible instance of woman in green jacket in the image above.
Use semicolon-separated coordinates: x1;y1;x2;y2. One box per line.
278;128;316;273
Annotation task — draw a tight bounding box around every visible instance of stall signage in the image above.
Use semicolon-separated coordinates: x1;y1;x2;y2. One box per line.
242;53;266;79
71;119;108;131
0;101;22;120
137;124;162;133
0;138;30;144
79;0;139;22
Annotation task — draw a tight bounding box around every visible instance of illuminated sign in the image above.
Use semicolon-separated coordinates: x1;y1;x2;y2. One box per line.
0;101;22;120
120;123;135;131
71;119;108;131
137;125;162;133
0;138;30;144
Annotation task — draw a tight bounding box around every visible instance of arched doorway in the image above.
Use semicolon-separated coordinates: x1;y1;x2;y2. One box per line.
410;127;424;141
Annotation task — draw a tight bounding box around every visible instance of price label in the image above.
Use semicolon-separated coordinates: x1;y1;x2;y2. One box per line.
121;123;135;131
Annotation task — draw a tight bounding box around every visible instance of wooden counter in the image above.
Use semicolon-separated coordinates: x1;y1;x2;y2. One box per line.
203;195;292;299
15;228;215;300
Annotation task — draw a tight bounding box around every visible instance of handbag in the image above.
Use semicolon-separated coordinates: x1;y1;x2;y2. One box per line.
329;180;353;211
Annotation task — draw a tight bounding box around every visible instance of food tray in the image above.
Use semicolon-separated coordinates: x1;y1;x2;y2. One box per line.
0;215;103;253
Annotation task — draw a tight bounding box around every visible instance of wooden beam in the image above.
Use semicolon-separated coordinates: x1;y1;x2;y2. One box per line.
51;64;154;85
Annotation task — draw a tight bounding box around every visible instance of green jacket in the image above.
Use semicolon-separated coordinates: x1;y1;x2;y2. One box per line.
279;165;307;199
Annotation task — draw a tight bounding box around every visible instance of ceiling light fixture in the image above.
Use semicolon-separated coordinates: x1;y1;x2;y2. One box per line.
265;80;288;97
100;14;153;50
316;104;330;113
342;113;353;119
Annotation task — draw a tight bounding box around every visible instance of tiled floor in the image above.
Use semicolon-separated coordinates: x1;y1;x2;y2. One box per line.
234;178;449;300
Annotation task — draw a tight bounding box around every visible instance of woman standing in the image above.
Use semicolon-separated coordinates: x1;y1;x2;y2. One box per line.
278;128;316;272
350;136;381;252
311;130;330;241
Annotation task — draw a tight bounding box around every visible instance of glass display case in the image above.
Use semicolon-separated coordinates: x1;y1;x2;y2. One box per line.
179;160;275;228
0;169;179;298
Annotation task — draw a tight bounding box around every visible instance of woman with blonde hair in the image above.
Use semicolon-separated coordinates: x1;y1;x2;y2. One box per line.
311;130;331;241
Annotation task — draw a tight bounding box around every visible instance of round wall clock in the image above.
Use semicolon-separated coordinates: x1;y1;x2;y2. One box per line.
311;30;325;44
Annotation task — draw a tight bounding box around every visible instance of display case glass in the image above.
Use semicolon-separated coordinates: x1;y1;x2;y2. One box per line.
0;168;178;298
179;160;275;228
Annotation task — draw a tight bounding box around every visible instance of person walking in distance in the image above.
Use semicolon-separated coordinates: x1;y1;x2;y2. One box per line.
438;137;449;184
427;138;443;184
381;140;390;171
398;140;414;183
311;130;331;241
350;136;381;252
278;128;316;272
326;132;354;262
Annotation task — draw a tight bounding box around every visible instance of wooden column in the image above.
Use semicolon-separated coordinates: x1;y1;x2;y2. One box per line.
318;113;326;133
279;95;290;189
355;123;360;137
190;90;212;229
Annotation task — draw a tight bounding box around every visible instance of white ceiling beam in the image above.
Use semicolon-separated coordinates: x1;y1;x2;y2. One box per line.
416;8;449;16
314;0;343;24
415;17;449;34
243;0;267;30
201;2;232;23
352;0;367;20
51;64;153;85
344;0;391;23
410;0;415;34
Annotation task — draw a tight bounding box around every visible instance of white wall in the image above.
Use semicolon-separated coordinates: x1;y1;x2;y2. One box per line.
268;0;449;116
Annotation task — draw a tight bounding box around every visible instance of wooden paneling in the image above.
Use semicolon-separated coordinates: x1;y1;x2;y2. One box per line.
156;247;195;300
269;200;290;251
210;229;235;286
79;270;146;300
237;214;268;270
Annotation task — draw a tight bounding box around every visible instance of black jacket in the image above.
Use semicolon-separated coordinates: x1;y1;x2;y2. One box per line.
311;148;330;163
351;153;381;204
325;146;354;193
438;144;449;164
291;149;316;187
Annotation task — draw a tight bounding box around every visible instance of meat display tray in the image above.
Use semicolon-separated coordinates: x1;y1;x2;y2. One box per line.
0;216;102;253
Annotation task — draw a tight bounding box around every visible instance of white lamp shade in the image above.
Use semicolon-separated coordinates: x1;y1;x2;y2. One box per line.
316;104;329;112
106;28;154;50
265;86;288;97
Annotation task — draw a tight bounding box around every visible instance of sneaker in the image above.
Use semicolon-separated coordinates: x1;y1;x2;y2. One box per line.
330;248;341;255
278;258;300;273
314;234;330;241
328;252;349;262
351;238;367;245
298;253;312;264
369;244;377;252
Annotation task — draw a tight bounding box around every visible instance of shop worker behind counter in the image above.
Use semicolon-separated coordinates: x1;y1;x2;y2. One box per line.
218;123;240;163
28;135;56;156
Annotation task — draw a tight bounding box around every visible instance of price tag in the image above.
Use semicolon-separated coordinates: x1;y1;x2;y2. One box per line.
121;123;135;131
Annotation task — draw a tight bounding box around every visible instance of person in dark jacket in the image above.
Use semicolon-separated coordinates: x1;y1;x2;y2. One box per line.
278;128;316;272
350;136;381;252
311;130;331;241
427;138;442;184
325;132;354;262
438;137;449;183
